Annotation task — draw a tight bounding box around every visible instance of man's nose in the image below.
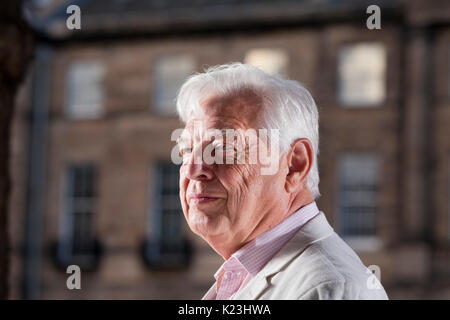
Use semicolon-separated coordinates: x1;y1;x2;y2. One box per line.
185;146;214;181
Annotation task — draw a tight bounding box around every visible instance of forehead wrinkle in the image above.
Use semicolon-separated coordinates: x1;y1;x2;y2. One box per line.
183;120;251;152
200;88;263;129
183;89;264;146
207;117;249;131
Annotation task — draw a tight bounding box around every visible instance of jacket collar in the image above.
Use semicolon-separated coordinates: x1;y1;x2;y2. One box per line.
232;212;334;300
201;211;334;300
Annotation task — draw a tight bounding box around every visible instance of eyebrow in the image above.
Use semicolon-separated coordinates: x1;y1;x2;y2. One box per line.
176;128;243;150
176;129;230;145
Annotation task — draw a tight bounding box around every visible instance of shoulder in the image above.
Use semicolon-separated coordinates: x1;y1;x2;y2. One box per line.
266;233;388;300
296;278;388;300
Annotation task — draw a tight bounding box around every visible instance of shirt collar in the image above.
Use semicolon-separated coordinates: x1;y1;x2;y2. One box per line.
214;201;320;280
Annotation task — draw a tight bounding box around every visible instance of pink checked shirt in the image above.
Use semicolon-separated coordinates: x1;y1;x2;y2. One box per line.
206;201;320;300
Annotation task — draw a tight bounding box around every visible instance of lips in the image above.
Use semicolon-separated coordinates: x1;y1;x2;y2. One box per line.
187;194;223;204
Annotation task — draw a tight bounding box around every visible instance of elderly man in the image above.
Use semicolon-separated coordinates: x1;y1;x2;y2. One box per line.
175;63;388;300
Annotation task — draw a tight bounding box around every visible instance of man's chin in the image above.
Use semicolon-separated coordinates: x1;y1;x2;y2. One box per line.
188;210;226;237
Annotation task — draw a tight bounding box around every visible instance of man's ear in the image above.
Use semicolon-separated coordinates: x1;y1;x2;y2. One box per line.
284;138;313;193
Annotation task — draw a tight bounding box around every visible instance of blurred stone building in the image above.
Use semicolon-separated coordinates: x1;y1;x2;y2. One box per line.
9;0;450;299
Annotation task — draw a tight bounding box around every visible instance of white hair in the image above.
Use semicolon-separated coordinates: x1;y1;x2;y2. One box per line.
176;62;320;199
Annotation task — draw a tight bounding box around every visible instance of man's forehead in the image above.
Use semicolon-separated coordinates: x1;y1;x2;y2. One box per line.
184;116;242;132
184;92;262;130
202;90;262;121
178;124;263;147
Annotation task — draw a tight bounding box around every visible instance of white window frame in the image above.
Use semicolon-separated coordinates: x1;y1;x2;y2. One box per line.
337;42;386;108
152;54;195;116
244;48;289;77
64;60;105;119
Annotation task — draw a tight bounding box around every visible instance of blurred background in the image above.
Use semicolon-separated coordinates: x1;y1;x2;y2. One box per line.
2;0;450;299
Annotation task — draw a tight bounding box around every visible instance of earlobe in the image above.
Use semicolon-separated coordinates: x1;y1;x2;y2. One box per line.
284;139;313;193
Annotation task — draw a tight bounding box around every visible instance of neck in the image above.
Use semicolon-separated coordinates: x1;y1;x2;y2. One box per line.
287;189;314;216
209;190;315;260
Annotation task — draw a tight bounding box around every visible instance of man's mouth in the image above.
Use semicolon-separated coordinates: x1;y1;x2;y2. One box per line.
187;194;223;205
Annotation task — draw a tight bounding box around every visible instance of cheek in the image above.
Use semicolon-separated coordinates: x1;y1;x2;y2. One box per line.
219;164;260;203
179;170;190;212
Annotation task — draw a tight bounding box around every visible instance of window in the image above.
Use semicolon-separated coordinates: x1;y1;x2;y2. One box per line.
65;61;105;119
55;164;101;269
337;42;386;107
337;154;380;249
143;162;191;269
244;48;288;77
152;54;195;115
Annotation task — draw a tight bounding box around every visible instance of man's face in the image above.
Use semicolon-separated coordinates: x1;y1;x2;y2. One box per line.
178;93;286;251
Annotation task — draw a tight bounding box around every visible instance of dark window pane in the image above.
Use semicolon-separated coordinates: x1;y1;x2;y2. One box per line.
56;164;100;269
338;154;379;238
145;162;191;269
